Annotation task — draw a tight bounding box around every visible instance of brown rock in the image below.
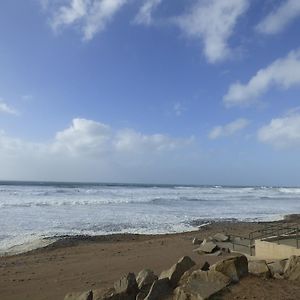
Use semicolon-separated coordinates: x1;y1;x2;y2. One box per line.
159;256;196;287
193;239;219;254
64;290;93;300
210;254;248;283
284;255;300;280
114;273;138;295
267;259;287;276
144;278;172;300
136;269;158;290
213;233;229;242
248;260;270;278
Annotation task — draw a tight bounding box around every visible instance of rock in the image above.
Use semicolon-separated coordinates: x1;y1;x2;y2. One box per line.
159;256;196;287
114;273;139;296
192;238;202;245
207;250;222;256
179;262;210;285
144;278;172;300
64;290;93;300
93;288;118;300
267;259;287;276
193;239;219;254
210;254;248;283
273;273;284;280
174;270;231;300
284;255;300;280
136;269;158;290
248;260;270;278
213;233;229;242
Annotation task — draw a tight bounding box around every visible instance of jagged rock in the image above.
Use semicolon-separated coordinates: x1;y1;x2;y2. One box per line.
174;270;231;300
114;273;139;296
144;278;172;300
93;288;119;300
213;233;229;242
248;260;270;278
136;269;158;290
179;262;210;286
210;254;248;283
284;255;300;280
274;273;284;280
64;290;93;300
159;256;196;287
192;238;202;245
193;239;219;254
267;259;287;277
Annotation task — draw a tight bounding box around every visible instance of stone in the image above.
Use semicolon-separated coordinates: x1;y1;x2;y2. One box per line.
159;256;196;287
248;260;270;278
193;239;219;254
267;259;287;276
144;278;172;300
174;270;231;300
284;255;300;280
136;269;158;290
192;238;202;245
179;262;210;285
213;233;229;242
114;273;139;296
210;254;248;283
64;290;93;300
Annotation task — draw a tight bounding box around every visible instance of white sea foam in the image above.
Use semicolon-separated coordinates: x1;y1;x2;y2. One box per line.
0;182;300;253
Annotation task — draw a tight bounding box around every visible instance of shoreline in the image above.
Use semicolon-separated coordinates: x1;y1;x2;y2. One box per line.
1;214;296;258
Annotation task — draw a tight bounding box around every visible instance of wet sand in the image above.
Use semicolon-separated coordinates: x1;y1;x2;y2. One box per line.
0;221;299;300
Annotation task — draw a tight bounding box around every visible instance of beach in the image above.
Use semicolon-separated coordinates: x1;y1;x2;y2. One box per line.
1;220;300;300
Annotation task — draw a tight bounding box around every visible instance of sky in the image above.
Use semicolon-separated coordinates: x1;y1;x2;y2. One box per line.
0;0;300;186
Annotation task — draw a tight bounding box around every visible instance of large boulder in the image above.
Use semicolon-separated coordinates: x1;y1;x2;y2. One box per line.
267;259;287;277
64;290;93;300
248;260;270;278
210;254;248;283
114;273;138;295
174;270;231;300
193;239;219;254
159;256;196;287
213;233;229;242
144;278;172;300
136;269;158;290
284;255;300;280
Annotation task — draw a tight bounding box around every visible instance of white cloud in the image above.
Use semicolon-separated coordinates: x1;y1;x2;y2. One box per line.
175;0;249;63
134;0;162;25
224;49;300;106
209;118;249;139
173;102;185;116
50;0;128;40
0;99;18;115
258;112;300;148
0;118;194;181
257;0;300;34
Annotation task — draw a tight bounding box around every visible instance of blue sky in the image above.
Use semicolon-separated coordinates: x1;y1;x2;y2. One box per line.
0;0;300;185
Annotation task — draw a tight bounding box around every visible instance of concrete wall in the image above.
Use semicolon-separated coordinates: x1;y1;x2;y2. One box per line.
255;240;300;259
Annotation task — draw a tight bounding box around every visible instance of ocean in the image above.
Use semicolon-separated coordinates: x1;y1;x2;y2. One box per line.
1;181;300;254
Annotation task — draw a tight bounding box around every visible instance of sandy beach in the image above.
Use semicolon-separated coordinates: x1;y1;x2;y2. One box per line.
0;220;299;300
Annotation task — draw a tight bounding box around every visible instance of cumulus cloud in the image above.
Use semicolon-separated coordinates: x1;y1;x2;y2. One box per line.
50;0;128;40
134;0;162;25
258;112;300;148
0;118;194;181
0;99;18;115
224;49;300;106
209;118;249;139
175;0;249;63
257;0;300;34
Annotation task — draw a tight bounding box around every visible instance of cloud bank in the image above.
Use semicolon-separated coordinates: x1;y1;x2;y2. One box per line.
0;99;18;115
224;49;300;106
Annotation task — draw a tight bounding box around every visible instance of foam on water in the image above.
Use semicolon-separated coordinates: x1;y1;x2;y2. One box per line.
0;182;300;254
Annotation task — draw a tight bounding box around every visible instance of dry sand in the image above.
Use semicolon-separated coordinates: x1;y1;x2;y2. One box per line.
0;221;299;300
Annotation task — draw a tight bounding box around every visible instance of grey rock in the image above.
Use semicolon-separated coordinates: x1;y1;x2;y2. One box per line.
114;273;139;296
192;238;202;245
144;278;172;300
64;290;93;300
213;233;229;242
193;239;219;254
248;260;270;278
136;269;158;290
159;256;196;287
267;259;287;276
174;270;231;300
210;254;248;283
284;255;300;280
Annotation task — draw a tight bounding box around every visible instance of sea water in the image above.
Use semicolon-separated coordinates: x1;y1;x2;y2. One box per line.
1;181;300;253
